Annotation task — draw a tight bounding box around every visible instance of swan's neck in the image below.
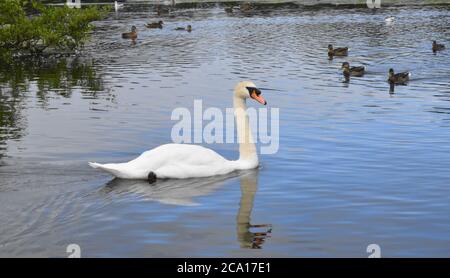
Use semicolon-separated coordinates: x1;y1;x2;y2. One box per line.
234;96;258;168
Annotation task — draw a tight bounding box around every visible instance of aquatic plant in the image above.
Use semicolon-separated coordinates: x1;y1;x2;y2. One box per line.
0;0;108;62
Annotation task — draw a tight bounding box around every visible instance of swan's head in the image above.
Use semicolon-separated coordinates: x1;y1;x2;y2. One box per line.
234;81;267;105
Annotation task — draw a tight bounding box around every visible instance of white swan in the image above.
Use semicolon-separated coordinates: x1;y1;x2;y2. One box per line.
89;81;267;183
114;1;124;11
385;16;395;23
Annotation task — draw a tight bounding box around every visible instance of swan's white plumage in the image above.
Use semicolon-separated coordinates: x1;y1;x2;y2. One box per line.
90;144;239;179
89;81;263;180
114;1;124;11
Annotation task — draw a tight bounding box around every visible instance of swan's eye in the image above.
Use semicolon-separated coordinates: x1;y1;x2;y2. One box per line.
246;87;261;96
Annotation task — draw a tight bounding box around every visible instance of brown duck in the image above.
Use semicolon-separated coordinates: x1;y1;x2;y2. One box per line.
432;41;445;52
146;20;163;29
328;44;348;57
122;26;137;39
341;62;365;77
388;68;410;84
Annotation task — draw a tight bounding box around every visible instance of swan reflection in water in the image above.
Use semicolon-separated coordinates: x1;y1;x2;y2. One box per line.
236;170;272;249
100;169;272;249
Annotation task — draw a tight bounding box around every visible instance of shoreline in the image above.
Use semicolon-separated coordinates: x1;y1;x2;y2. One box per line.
48;0;450;7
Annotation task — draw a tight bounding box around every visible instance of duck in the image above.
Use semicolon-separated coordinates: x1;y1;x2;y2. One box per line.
121;26;137;40
240;2;253;12
328;44;348;57
341;62;365;77
224;6;234;13
146;20;164;29
174;25;192;32
432;40;445;52
114;1;124;11
89;81;267;183
388;68;410;84
156;5;170;16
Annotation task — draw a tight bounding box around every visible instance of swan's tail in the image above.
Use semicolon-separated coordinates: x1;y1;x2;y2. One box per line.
88;162;125;178
88;162;102;169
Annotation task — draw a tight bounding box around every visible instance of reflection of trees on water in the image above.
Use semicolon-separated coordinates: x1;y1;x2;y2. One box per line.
0;58;104;100
0;57;106;159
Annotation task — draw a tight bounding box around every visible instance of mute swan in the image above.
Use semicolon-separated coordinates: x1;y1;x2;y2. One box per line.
384;16;395;23
89;81;267;183
114;1;124;11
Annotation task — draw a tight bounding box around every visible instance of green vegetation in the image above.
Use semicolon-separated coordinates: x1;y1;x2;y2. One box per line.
0;0;108;61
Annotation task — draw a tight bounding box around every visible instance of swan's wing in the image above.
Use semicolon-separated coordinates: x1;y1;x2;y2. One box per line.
127;144;234;178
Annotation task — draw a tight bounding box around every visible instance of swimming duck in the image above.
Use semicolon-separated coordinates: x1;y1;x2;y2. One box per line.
122;26;137;39
328;44;348;57
240;3;253;12
174;25;192;32
432;41;445;52
224;6;234;13
156;6;170;16
146;20;163;29
341;62;365;77
388;68;410;84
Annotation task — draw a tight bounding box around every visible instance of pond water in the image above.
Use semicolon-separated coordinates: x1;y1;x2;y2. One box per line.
0;3;449;257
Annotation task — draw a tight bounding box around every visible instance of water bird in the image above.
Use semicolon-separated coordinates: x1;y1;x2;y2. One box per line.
432;40;445;52
224;6;235;13
146;20;164;29
384;16;395;23
240;2;253;12
341;62;365;77
388;68;410;84
114;1;124;11
89;81;267;183
328;44;348;57
174;25;192;32
156;5;171;16
121;26;137;39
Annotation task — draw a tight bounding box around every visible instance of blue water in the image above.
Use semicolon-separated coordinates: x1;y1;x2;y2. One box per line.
0;4;449;257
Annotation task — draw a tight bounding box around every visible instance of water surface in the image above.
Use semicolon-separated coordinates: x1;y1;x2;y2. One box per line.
0;4;449;257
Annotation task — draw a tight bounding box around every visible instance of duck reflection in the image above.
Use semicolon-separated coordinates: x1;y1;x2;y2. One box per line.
236;170;272;249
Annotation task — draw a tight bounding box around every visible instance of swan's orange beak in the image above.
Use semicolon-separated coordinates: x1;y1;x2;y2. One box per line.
250;90;267;105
